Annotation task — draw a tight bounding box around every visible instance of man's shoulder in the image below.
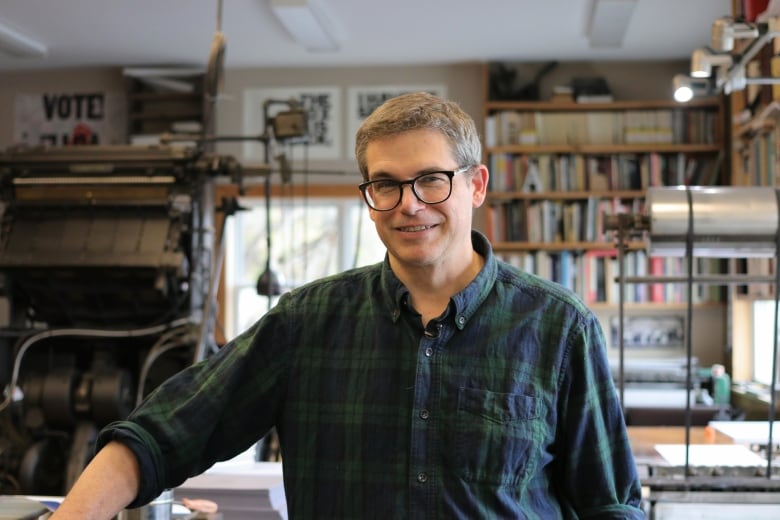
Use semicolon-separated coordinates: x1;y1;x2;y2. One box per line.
494;260;590;315
290;262;383;297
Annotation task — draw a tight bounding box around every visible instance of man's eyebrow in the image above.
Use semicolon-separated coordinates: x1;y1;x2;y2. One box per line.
368;167;449;180
367;171;396;180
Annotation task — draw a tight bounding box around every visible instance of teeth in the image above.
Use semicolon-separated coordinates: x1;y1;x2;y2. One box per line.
400;225;431;232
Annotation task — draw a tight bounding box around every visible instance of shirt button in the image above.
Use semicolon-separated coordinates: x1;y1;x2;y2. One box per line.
457;316;466;325
419;409;430;420
424;347;433;357
417;472;428;483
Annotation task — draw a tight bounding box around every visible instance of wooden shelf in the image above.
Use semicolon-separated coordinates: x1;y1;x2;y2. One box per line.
128;111;204;122
735;100;780;138
128;92;202;102
487;143;722;155
487;190;644;201
485;98;721;112
492;240;646;252
125;72;207;143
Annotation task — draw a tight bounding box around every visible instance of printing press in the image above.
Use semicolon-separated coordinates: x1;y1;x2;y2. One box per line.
0;144;243;496
609;187;780;517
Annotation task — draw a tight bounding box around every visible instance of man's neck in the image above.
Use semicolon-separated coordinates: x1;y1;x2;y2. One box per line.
393;250;484;326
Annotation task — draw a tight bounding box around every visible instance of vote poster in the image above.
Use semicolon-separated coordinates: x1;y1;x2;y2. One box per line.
14;91;127;146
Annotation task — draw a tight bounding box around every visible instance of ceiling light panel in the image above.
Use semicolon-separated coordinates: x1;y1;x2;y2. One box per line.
587;0;639;48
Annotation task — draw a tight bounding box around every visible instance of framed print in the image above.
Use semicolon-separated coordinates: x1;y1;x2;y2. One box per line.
346;84;446;158
243;86;342;161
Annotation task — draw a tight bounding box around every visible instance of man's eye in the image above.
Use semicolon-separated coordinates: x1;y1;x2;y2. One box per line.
417;174;447;186
372;181;398;192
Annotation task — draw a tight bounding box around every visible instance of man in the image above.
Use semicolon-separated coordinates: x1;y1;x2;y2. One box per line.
52;92;644;518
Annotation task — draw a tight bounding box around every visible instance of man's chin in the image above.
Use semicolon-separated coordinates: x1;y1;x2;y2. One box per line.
390;248;437;268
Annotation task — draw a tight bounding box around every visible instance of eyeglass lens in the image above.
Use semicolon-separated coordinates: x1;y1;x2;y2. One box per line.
365;172;453;210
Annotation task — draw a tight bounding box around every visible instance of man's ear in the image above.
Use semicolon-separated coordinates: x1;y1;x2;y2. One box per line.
471;165;489;208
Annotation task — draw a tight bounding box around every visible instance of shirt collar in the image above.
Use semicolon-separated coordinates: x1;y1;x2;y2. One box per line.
381;230;497;327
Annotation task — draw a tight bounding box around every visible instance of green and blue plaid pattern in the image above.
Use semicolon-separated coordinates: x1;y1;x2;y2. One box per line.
99;231;644;519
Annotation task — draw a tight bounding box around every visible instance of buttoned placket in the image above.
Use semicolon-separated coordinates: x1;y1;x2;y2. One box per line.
408;318;449;517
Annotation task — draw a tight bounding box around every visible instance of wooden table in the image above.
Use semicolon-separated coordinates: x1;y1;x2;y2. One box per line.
627;426;733;464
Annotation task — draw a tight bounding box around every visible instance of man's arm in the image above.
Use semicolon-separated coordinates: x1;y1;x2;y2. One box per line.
50;440;140;520
558;312;645;517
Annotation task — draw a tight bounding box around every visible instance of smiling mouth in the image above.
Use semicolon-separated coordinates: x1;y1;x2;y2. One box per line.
398;224;434;232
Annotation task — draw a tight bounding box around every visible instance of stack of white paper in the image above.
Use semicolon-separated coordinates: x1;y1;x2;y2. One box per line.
0;495;50;519
174;459;286;520
709;421;780;445
653;443;767;466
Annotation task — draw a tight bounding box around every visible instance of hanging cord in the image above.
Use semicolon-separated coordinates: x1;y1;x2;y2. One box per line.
352;200;366;269
280;137;310;285
767;188;780;479
264;173;273;312
352;158;365;269
302;141;310;279
136;326;193;405
616;221;627;413
281;143;295;284
683;186;695;478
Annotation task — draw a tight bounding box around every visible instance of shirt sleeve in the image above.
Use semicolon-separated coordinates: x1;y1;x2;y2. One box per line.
555;311;645;519
95;419;166;508
95;302;294;507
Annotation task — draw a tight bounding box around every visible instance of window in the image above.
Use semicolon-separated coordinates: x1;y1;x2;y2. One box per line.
752;299;780;387
223;195;385;339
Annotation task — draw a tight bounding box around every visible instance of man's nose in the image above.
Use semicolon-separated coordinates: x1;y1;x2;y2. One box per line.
398;183;424;208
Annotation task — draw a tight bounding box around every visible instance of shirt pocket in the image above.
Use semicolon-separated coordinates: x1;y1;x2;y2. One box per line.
452;387;542;487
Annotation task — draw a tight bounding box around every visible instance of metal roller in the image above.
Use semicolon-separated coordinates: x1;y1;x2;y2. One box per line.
90;370;134;425
646;186;780;258
41;368;77;429
19;439;65;495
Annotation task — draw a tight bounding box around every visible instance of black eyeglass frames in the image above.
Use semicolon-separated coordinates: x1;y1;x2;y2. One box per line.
358;166;473;211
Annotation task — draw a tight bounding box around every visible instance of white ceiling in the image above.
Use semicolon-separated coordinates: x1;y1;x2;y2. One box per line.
0;0;732;72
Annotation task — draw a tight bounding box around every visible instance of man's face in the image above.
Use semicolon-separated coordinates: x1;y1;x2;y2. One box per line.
364;128;487;272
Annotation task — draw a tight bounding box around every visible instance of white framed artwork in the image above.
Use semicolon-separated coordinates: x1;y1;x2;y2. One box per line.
345;85;447;158
243;86;342;161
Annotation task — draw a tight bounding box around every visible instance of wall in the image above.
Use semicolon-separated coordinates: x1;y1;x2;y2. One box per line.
488;60;690;101
2;62;727;365
1;60;689;167
215;63;483;185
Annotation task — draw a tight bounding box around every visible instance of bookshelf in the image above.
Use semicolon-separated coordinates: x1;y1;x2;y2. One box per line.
481;64;728;305
727;10;780;302
725;4;780;420
124;70;208;145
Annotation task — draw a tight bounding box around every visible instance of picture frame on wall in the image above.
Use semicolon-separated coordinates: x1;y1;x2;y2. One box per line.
610;315;685;349
346;84;446;159
243;86;342;161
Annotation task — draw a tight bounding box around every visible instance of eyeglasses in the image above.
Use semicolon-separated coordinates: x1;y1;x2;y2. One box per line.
359;166;472;211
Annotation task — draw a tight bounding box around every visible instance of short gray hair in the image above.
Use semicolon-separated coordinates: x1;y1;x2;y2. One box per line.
354;92;481;180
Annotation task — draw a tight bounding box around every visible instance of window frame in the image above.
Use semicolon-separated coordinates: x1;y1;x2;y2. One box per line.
214;183;384;342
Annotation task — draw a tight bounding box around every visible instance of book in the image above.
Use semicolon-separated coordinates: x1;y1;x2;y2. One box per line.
648;256;665;303
576;94;614;104
582;249;618;304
